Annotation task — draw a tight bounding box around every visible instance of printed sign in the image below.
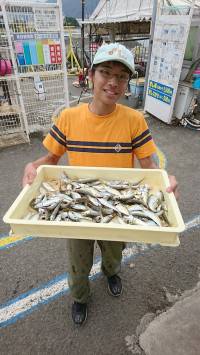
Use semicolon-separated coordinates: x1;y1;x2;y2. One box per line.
148;80;173;105
14;33;60;41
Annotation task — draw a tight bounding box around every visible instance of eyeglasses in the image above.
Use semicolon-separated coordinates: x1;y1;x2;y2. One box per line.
96;68;130;83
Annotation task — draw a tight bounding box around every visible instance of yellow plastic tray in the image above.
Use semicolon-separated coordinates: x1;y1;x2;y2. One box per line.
3;166;185;246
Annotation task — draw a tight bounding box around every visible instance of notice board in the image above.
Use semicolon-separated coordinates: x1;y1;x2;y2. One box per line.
144;3;194;123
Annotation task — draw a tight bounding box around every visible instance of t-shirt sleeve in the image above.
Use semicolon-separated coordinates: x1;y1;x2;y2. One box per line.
132;112;157;159
43;110;67;157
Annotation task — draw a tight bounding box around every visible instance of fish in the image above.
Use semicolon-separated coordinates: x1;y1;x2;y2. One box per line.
114;203;130;216
76;187;103;198
70;191;82;200
38;208;49;220
42;182;57;192
113;190;136;201
76;177;99;184
71;203;87;211
88;196;101;207
147;194;161;212
27;172;170;227
101;214;115;223
98;198;116;211
127;204;144;212
123;215;147;226
82;209;100;217
128;210;162;226
50;202;62;221
103;185;122;197
101;207;114;215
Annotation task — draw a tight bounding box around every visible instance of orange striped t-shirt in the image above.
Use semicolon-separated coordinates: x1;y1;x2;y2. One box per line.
43;103;156;168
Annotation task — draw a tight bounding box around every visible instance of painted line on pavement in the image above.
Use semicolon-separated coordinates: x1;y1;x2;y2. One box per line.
184;215;200;231
0;273;69;329
157;147;167;169
0;217;199;329
0;244;152;329
0;234;33;250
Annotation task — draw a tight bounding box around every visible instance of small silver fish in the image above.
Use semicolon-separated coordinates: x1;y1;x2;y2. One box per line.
103;186;122;197
76;178;99;184
129;210;162;226
101;207;114;215
114;203;130;216
71;204;87;211
68;211;82;222
38;208;49;220
123;215;147;226
82;209;100;217
70;191;82;200
42;182;56;192
50;202;62;221
88;196;101;207
147;194;161;212
76;187;103;198
113;191;135;201
98;198;116;210
35;196;62;209
101;214;115;223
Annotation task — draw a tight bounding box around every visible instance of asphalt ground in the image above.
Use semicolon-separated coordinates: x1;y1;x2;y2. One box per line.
0;87;200;354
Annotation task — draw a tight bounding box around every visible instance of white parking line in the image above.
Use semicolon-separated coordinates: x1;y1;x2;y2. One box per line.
0;245;148;329
0;218;199;329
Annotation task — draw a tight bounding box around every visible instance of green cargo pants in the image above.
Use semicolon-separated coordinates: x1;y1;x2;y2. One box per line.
66;239;125;304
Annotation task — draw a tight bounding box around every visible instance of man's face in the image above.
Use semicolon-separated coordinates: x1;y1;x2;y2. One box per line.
89;61;130;106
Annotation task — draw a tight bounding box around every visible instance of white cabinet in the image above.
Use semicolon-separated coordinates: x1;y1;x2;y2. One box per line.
173;82;196;120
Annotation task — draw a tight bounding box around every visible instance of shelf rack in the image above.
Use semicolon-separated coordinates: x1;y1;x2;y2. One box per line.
0;0;69;147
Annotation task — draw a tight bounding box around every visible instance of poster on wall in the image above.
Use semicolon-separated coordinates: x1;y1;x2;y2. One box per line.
14;33;62;66
144;4;194;124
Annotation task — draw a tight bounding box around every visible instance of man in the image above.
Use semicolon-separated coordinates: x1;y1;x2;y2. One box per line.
23;43;178;325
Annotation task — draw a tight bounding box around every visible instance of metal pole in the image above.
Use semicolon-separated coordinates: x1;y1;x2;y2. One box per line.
142;0;158;106
81;0;85;71
58;0;69;107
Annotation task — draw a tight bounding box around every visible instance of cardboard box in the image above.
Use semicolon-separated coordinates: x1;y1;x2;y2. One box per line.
3;166;185;246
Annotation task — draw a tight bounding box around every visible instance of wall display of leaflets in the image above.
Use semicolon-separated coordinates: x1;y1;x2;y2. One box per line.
23;42;32;65
17;53;26;66
29;41;38;65
36;41;44;65
34;7;59;32
49;43;62;64
55;43;62;64
43;44;51;65
15;42;23;54
14;38;62;66
15;41;25;66
49;44;57;64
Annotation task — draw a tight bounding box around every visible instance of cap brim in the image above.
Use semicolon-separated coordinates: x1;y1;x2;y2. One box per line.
92;57;135;75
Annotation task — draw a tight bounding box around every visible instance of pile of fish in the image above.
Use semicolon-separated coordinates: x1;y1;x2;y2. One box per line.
26;172;170;227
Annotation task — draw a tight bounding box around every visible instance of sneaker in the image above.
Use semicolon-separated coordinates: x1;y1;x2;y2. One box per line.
72;302;87;325
107;275;123;297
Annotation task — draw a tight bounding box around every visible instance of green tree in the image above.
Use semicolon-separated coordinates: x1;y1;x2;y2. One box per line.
63;17;79;27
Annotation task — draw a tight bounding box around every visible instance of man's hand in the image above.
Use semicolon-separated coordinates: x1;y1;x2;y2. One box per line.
22;153;60;188
22;162;37;187
138;156;179;199
167;175;179;199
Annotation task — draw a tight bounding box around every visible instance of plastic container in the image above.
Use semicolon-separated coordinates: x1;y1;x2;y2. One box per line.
129;78;144;98
3;166;185;247
192;77;200;89
192;70;200;89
